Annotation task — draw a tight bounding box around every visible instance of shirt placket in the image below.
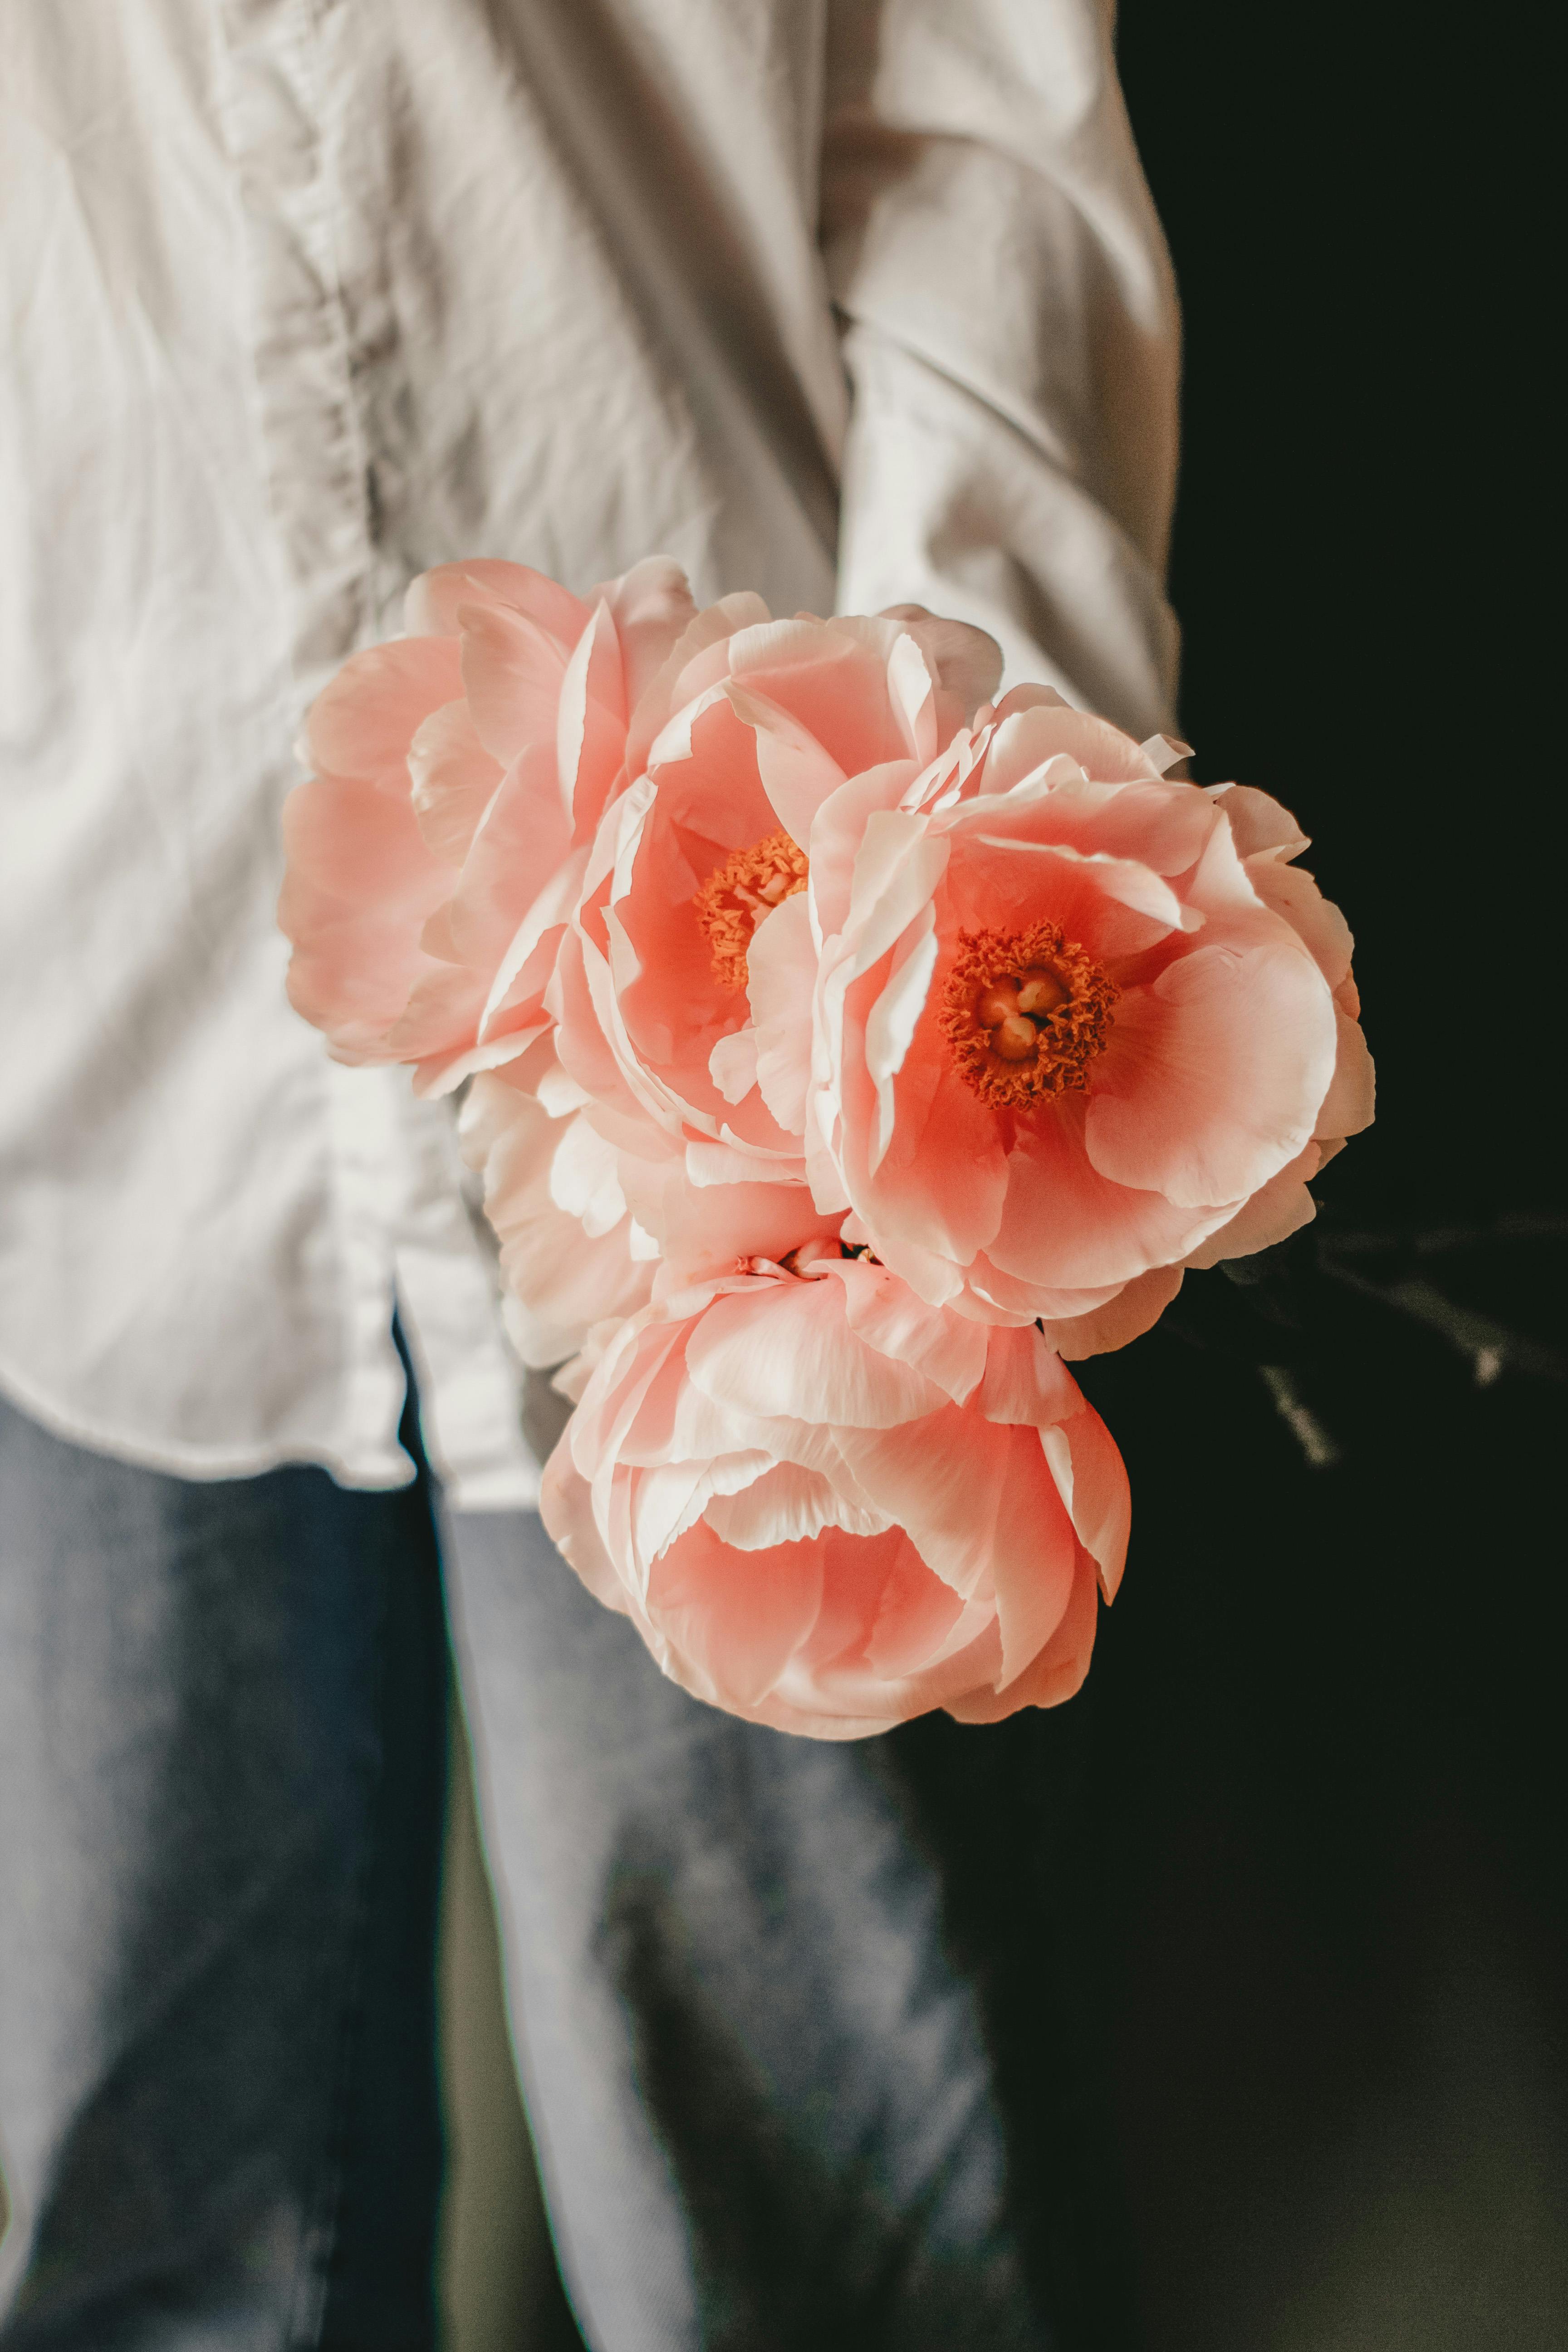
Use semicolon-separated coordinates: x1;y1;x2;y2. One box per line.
213;0;535;1504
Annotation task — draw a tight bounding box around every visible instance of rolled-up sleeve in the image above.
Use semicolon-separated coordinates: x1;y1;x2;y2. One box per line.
822;0;1181;734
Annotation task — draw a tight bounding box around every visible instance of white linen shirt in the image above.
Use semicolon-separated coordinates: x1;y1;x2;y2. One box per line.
0;0;1178;1506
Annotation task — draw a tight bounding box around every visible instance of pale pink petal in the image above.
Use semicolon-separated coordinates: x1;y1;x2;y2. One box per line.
460;1079;652;1365
939;833;1195;965
1209;783;1309;862
617;1160;835;1288
832;1259;990;1406
704;1462;892;1549
877;605;1004;734
407;700;504;866
807;764;923;940
951;768;1215;879
623;590;774;780
974;701;1159;794
746;892;817;1136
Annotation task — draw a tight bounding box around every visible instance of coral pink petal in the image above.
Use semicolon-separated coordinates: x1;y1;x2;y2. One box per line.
306;638;464;782
1086;941;1337;1209
1041;1403;1132;1598
987;1098;1216;1291
595;557;700;710
972;1426;1080;1684
1181;1147;1320;1272
722;683;849;849
941;833;1191;965
1039;1264;1186;1358
458;602;578;768
685;1278;948;1429
540;1444;633;1618
946;1559;1098;1721
1314;1010;1377;1141
405;559;588;647
729;617;923;773
650;1521;826;1708
446;743;573;975
559;602;630;841
853;1033;1010;1271
972;1322;1087;1427
1246;856;1354;989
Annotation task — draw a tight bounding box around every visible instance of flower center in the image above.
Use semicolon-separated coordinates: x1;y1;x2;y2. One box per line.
693;828;808;992
939;922;1117;1108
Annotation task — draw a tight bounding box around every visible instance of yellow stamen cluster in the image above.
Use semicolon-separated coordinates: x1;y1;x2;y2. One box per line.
939;922;1117;1109
692;828;808;992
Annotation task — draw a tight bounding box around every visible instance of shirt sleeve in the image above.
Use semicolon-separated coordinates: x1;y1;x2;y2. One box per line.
821;0;1181;735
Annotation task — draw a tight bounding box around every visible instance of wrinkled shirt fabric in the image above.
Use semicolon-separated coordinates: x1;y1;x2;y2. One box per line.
0;0;1177;1504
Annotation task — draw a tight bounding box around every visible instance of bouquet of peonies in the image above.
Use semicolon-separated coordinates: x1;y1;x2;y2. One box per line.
281;559;1373;1738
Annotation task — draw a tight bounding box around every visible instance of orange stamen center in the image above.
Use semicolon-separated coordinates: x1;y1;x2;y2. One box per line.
939;922;1117;1107
693;828;808;992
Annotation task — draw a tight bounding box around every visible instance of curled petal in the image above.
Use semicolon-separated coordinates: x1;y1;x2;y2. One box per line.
546;1271;1125;1737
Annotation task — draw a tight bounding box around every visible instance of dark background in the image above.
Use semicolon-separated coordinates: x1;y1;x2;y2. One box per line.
1074;9;1565;2347
1117;0;1559;1224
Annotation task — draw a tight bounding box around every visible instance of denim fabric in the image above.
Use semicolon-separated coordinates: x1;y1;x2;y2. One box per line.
443;1512;1134;2352
0;1388;448;2351
0;1373;1135;2352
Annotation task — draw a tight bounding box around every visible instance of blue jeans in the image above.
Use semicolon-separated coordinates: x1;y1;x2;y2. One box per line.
0;1384;449;2350
0;1377;1131;2350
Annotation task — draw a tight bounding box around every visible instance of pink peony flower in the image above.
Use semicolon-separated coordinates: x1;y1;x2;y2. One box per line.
279;556;699;1094
804;695;1375;1349
540;1250;1129;1739
459;1060;658;1371
548;604;1002;1187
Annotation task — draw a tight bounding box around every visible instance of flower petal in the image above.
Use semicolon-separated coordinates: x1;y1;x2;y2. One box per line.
1086;941;1338;1209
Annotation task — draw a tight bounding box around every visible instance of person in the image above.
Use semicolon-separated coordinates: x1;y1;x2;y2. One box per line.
0;3;1178;2344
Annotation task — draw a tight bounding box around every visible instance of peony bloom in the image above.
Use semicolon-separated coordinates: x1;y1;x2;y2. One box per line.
279;556;698;1094
804;695;1375;1349
459;1060;658;1372
541;1250;1129;1739
548;604;1002;1188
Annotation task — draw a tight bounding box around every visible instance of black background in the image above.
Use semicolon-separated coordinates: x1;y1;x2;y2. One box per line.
1118;0;1559;1223
1070;10;1565;2346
